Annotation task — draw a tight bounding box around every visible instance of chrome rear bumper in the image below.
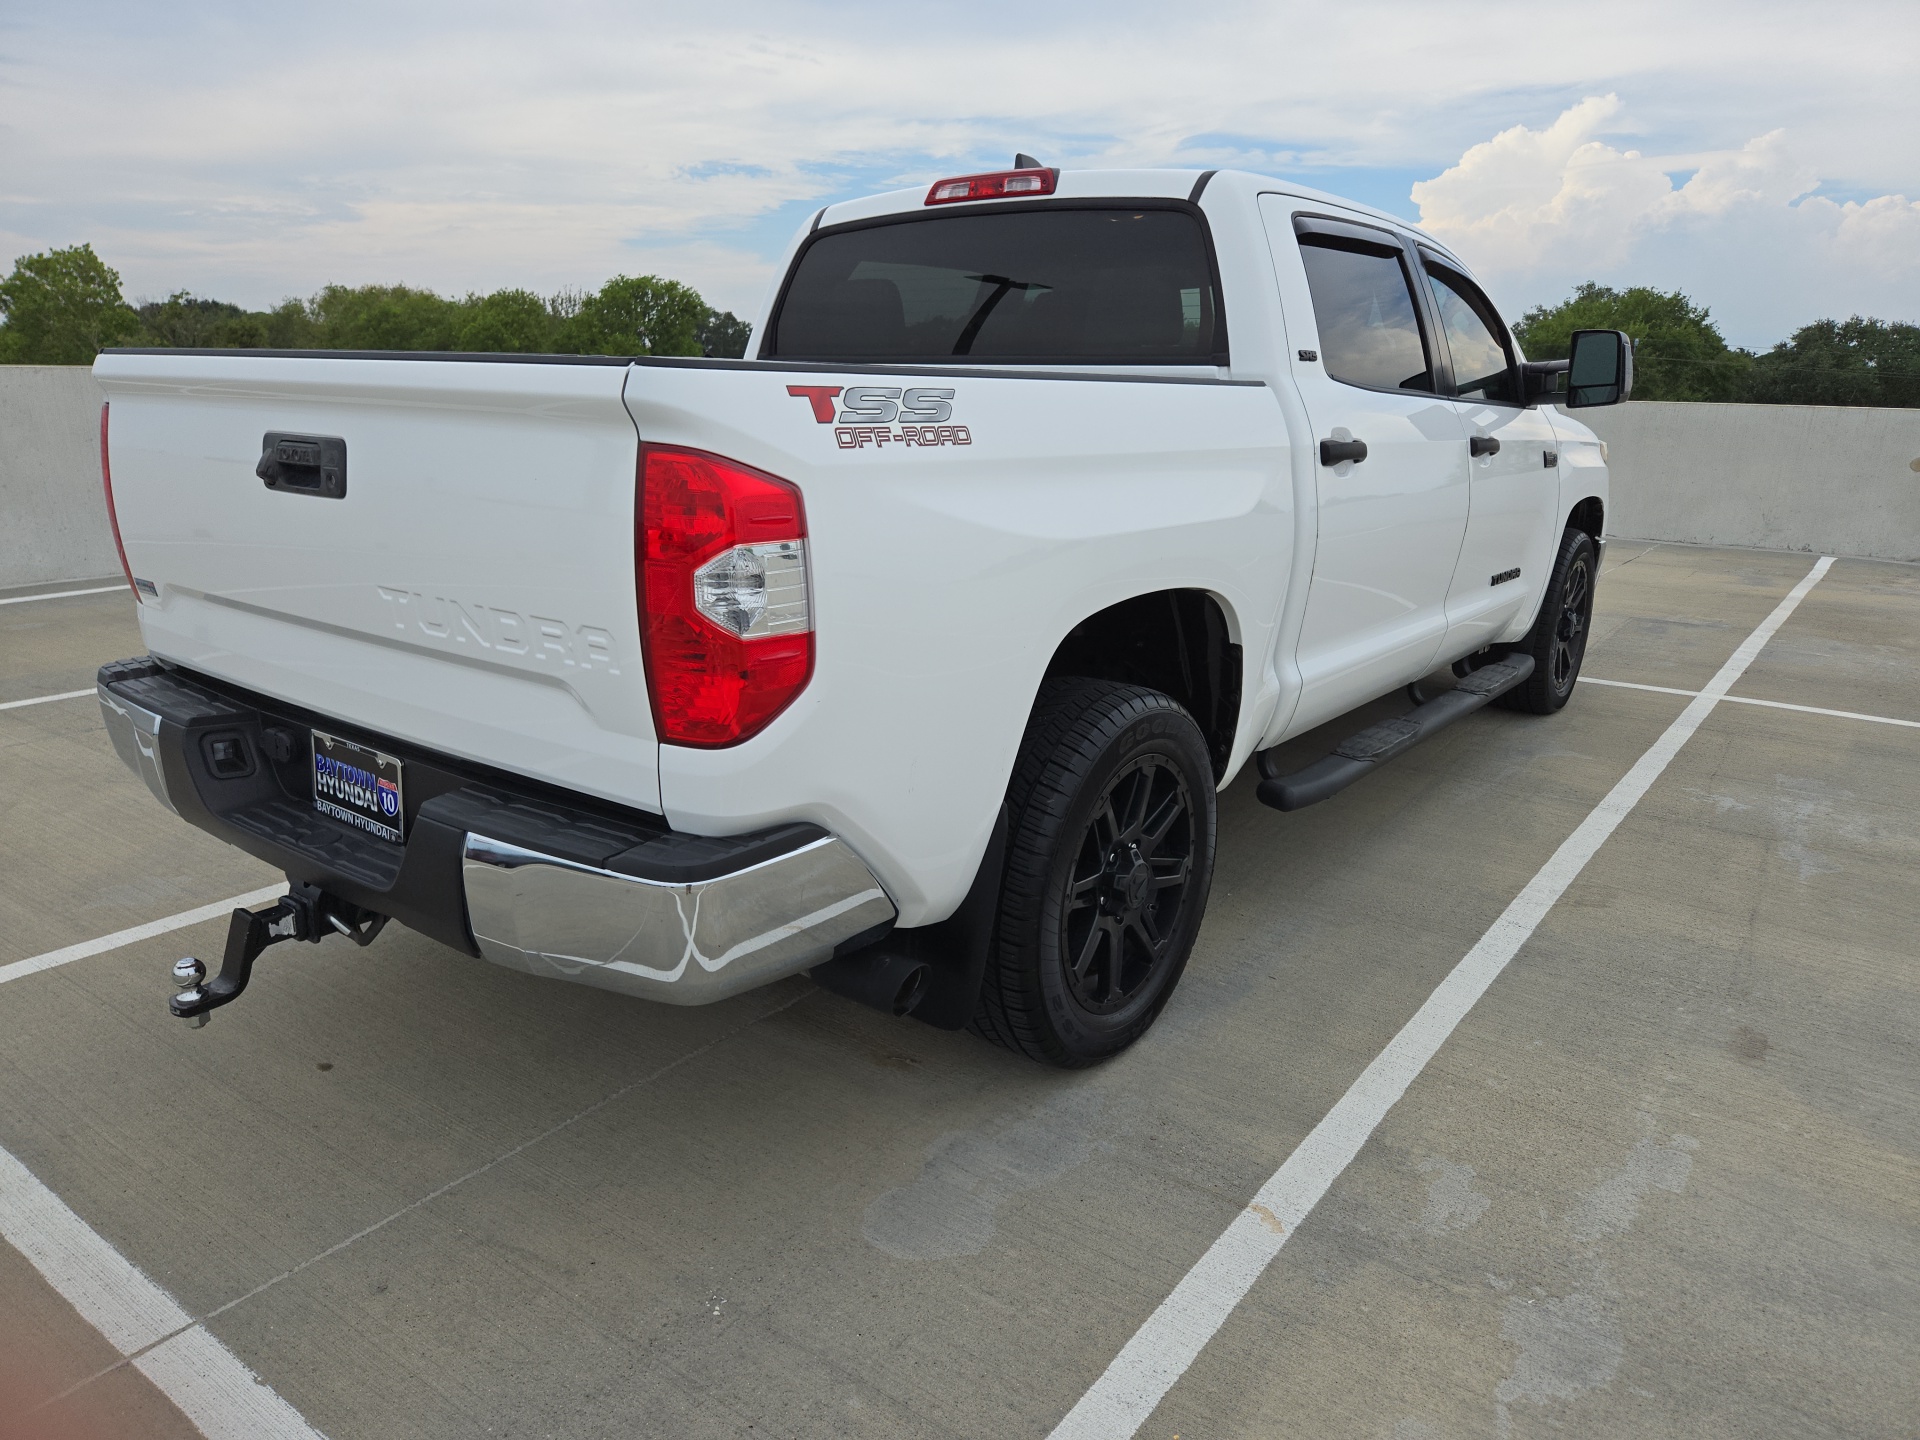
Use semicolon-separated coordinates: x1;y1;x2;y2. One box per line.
97;657;897;1007
462;832;896;1005
98;680;180;815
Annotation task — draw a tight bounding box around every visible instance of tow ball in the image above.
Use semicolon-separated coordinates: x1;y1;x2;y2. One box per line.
170;883;387;1027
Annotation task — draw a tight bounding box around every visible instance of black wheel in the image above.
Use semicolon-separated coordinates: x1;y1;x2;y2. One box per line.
972;678;1217;1067
1496;527;1597;714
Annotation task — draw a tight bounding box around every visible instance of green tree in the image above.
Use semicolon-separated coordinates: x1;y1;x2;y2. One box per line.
252;299;322;349
699;308;753;359
563;275;706;356
7;260;732;362
126;291;318;350
0;244;141;363
1514;283;1751;402
136;292;245;347
1745;317;1920;408
454;288;557;353
311;283;462;351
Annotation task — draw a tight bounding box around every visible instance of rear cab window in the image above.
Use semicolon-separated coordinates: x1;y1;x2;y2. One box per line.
766;205;1226;365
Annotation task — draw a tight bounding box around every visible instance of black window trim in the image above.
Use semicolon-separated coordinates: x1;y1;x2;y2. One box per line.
759;196;1231;368
1290;211;1455;401
1417;247;1524;410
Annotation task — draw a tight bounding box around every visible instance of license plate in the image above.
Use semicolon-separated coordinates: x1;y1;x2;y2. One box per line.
311;729;405;843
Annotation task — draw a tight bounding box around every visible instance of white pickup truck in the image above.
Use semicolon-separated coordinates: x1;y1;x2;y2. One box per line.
94;163;1630;1065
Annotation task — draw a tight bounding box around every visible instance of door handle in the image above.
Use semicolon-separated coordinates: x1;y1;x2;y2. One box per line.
1319;437;1369;466
1469;436;1500;457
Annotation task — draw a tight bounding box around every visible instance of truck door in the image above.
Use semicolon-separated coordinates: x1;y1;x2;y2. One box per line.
1260;199;1470;732
1416;252;1564;655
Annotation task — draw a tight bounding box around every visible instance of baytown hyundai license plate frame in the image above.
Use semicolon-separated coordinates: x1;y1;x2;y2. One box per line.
311;728;405;843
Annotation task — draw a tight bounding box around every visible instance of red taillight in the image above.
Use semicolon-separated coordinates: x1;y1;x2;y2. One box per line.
925;167;1058;205
638;446;812;747
99;401;143;603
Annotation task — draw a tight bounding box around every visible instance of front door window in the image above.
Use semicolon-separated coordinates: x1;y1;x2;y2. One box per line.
1426;267;1519;403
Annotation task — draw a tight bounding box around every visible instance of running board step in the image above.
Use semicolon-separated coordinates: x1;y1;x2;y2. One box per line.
1255;654;1535;812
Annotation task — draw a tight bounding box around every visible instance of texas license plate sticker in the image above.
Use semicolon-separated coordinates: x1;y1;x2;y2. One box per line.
311;729;405;843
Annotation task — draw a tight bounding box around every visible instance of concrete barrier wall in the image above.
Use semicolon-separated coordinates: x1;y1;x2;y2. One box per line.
1578;401;1920;563
4;367;1920;586
0;365;115;588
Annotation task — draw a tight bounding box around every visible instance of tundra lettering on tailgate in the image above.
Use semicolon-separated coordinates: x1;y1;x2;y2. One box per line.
787;385;972;449
376;588;620;672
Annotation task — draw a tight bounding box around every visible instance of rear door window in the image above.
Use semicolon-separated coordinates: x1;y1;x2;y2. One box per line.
1295;227;1434;393
768;207;1223;364
1424;261;1520;403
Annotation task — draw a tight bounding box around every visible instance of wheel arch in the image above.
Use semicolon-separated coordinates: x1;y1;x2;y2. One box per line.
1041;588;1243;781
1567;494;1605;544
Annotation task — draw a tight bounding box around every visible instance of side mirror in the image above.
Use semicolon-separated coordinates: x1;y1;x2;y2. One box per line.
1565;328;1633;407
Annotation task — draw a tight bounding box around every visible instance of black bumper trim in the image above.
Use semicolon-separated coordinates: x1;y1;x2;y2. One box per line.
98;657;830;959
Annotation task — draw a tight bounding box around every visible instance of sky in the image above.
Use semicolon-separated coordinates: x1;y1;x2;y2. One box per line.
2;0;1916;350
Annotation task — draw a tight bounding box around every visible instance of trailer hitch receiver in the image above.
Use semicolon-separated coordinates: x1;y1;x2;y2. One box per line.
169;882;386;1026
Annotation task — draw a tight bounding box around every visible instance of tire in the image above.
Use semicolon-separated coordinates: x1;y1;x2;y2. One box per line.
1495;526;1597;714
971;678;1217;1067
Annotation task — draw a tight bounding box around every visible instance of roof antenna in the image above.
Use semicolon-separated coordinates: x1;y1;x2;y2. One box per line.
1014;152;1042;169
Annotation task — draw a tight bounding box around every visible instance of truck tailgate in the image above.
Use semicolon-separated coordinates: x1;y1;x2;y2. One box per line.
95;353;659;811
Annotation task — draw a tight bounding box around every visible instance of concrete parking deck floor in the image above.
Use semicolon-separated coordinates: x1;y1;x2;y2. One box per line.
1;546;1915;1439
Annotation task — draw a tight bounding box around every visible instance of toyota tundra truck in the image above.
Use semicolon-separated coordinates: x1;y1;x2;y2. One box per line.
92;163;1630;1066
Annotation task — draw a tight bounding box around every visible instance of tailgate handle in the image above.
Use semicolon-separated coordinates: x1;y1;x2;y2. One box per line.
257;432;347;499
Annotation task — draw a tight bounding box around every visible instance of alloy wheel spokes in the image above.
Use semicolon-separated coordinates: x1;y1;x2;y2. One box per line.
1061;753;1197;1015
1552;558;1592;687
1128;907;1164;954
1069;916;1107;984
1566;563;1589;613
1139;783;1184;856
1115;766;1153;844
1150;853;1190;890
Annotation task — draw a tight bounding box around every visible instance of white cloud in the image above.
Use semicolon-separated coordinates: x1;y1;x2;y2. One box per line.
1822;192;1920;277
1410;96;1831;273
1411;96;1919;344
1412;96;1674;271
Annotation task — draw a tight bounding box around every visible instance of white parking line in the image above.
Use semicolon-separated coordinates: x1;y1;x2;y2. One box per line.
1578;677;1698;698
1728;695;1920;728
1047;555;1837;1439
0;887;285;987
0;688;96;712
1580;676;1920;729
0;1144;326;1438
0;585;125;606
